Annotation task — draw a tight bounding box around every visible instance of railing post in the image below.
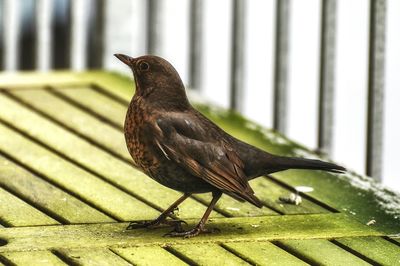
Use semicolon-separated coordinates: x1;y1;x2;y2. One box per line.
230;0;246;112
188;0;203;91
317;0;337;155
0;0;4;70
273;0;290;133
87;0;104;69
3;0;20;71
36;0;52;71
366;0;386;180
51;0;71;69
71;0;88;71
146;0;162;55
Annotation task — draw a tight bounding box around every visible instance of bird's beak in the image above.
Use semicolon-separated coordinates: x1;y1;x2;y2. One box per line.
114;54;135;66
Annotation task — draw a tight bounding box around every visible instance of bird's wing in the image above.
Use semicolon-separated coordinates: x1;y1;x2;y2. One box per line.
153;113;262;207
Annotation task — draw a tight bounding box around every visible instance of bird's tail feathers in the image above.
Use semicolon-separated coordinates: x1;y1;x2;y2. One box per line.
274;156;346;174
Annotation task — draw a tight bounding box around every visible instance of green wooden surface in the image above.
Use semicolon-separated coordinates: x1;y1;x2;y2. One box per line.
276;239;370;266
222;241;309;266
8;89;131;161
1;251;66;266
334;236;400;265
0;93;220;220
112;246;187;266
0;71;398;265
0;122;155;222
0;155;111;224
56;248;132;266
0;214;381;252
169;243;249;265
0;187;58;227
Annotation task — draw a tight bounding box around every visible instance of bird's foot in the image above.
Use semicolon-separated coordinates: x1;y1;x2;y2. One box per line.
164;226;220;238
126;218;187;232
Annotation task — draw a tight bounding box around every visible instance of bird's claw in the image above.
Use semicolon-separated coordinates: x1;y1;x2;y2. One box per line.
126;218;187;231
126;220;158;230
164;226;220;238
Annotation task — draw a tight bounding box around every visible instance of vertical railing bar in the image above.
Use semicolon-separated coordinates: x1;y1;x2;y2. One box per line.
273;0;290;133
0;0;4;70
146;0;161;55
317;0;337;155
229;0;246;112
19;0;36;70
366;0;386;180
4;0;19;71
71;0;86;70
36;0;52;71
51;0;72;69
188;0;203;90
87;0;104;69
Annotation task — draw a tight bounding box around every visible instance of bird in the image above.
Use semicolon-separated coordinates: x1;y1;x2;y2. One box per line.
114;54;346;238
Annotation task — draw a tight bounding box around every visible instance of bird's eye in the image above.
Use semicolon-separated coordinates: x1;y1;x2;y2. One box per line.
139;61;150;71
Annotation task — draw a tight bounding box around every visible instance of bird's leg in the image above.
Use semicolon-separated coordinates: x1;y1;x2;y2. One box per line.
127;193;191;231
165;191;222;238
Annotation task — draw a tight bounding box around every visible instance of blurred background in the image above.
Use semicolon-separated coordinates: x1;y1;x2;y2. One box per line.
0;0;399;192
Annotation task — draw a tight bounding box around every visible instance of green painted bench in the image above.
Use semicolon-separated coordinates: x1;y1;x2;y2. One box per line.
0;71;399;265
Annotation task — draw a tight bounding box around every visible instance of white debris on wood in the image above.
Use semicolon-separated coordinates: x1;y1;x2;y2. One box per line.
279;193;302;205
295;186;314;193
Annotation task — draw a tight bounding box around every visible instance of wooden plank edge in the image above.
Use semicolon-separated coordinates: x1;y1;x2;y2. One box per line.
0;214;383;252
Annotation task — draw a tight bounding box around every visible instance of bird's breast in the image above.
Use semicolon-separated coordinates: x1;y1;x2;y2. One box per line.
124;98;159;172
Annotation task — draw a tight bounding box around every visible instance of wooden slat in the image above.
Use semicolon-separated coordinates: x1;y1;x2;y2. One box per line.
0;122;158;221
195;174;328;216
276;239;370;266
9;88;131;161
251;177;328;214
56;248;132;266
223;241;308;266
0;155;112;224
195;193;278;217
0;214;381;252
170;243;249;265
53;87;126;128
0;92;220;219
334;236;400;265
1;251;66;266
112;246;187;266
0;187;58;227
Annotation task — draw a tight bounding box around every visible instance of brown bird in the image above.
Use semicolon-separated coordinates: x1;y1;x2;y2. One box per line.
115;54;345;238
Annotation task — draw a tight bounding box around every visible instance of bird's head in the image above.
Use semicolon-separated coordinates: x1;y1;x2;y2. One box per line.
114;54;190;110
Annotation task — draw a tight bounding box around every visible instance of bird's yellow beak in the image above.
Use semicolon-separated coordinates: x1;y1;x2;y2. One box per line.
114;54;135;66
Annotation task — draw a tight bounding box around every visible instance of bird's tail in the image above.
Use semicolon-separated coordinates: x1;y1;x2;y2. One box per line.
274;156;346;174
